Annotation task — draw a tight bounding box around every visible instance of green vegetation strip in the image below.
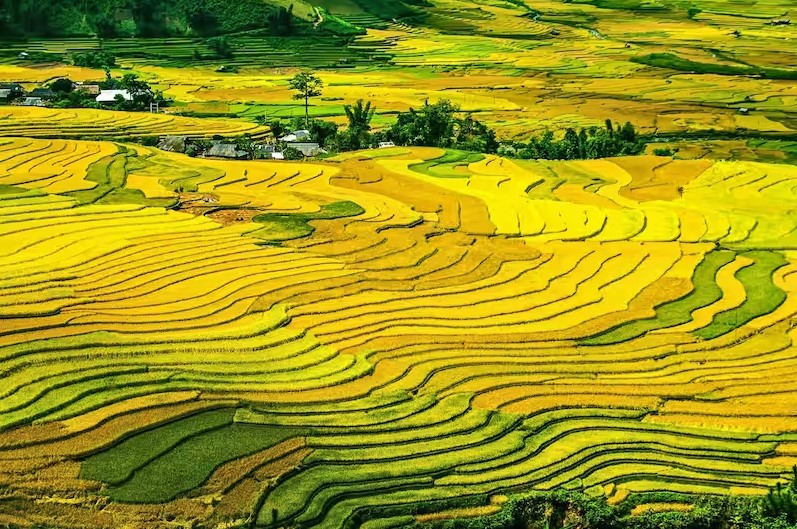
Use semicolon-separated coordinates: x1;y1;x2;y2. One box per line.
66;146;176;207
249;200;364;242
409;150;485;178
105;422;305;502
81;408;235;485
694;250;788;340
632;53;797;80
83;408;307;503
579;250;735;345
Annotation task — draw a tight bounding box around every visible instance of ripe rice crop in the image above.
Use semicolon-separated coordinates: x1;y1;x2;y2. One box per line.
0;140;796;528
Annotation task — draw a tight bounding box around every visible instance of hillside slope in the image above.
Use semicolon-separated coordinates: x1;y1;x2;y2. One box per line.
0;0;430;37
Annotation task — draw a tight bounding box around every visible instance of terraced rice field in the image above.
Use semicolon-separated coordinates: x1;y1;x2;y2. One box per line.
0;107;270;140
3;0;795;141
1;135;797;528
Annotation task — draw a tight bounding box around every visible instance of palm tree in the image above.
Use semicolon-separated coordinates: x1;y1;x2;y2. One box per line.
343;99;376;149
345;99;375;132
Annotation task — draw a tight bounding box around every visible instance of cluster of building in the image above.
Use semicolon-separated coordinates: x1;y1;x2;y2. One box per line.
0;82;134;107
157;130;326;161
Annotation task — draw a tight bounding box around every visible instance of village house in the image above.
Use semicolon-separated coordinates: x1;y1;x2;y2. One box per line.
0;89;13;103
287;142;326;157
22;97;45;107
28;88;55;100
75;83;101;96
157;136;190;153
206;143;248;159
0;83;24;98
279;129;311;142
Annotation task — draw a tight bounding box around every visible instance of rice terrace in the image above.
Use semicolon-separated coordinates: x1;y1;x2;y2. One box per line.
2;0;797;528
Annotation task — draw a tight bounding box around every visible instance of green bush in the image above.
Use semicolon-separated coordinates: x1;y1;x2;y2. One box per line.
71;50;116;69
283;146;304;160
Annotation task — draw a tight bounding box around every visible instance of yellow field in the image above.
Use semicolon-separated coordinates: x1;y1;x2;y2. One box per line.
0;136;795;527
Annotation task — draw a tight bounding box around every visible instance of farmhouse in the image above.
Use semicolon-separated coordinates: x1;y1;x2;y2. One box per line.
96;90;133;104
0;89;12;103
157;136;189;153
287;142;326;157
279;129;311;142
28;88;55;100
206;143;248;159
21;97;45;107
255;144;276;159
75;83;101;96
0;83;23;95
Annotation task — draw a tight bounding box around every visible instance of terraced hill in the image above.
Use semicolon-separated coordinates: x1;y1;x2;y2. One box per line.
0;107;270;140
2;136;797;528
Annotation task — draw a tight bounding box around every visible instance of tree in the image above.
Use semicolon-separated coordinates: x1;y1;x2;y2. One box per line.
49;78;74;94
283;146;304;160
307;119;339;147
234;135;257;158
119;73;151;98
289;71;323;128
268;118;288;139
454;114;498;153
72;50;116;69
344;99;376;133
268;5;294;36
766;466;797;523
206;36;233;59
131;0;163;37
343;99;376;150
386;99;495;152
92;12;118;38
189;8;218;36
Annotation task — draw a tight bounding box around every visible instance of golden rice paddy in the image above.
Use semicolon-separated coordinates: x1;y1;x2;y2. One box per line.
1;134;797;527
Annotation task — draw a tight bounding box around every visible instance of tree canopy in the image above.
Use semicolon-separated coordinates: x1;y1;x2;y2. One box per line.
0;0;294;37
289;71;324;128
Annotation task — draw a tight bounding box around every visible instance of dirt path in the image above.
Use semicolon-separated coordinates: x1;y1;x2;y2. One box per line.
313;6;324;29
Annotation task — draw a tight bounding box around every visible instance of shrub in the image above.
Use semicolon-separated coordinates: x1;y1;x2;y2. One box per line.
283;146;304;160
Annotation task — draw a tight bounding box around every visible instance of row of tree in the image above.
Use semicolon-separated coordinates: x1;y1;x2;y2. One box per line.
275;72;497;153
273;71;642;160
501;120;645;160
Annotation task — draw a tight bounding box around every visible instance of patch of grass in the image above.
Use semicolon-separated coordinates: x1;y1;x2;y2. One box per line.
0;184;29;196
66;146;176;207
694;250;788;339
409;150;484;178
250;200;364;242
105;422;305;502
632;53;797;80
80;408;235;485
747;140;797;165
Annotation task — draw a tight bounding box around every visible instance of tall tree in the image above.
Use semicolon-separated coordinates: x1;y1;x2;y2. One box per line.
289;71;323;128
343;99;376;150
344;99;376;132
